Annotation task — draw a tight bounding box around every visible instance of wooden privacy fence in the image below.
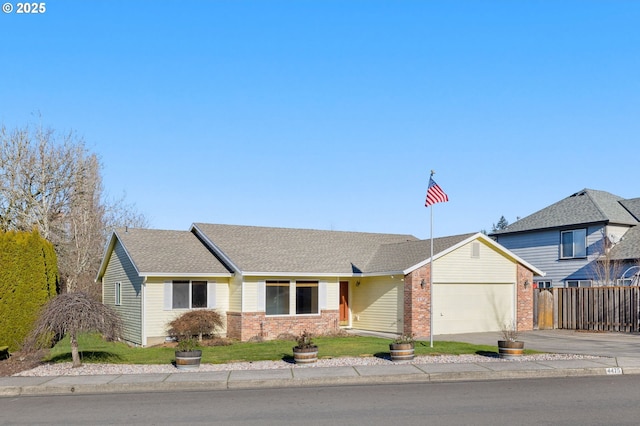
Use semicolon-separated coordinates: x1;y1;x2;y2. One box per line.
533;287;640;332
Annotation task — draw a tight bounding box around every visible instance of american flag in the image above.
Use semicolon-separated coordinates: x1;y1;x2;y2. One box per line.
425;177;449;207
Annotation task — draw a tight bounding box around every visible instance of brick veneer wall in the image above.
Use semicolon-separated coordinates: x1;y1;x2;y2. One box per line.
402;262;534;338
226;310;340;341
403;264;431;338
516;264;534;331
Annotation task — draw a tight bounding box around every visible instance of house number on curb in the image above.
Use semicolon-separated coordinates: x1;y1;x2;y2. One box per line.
606;367;623;375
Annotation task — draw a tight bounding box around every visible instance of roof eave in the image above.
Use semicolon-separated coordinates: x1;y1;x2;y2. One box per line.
139;272;233;278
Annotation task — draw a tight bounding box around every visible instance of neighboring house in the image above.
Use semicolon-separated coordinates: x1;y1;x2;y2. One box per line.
97;223;543;346
491;189;640;288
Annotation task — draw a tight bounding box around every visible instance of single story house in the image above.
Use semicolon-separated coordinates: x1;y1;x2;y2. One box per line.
97;223;544;346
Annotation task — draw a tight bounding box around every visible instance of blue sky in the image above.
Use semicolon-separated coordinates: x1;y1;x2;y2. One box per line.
1;1;639;239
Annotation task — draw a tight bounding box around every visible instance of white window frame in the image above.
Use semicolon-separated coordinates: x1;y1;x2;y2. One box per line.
561;229;587;259
535;281;552;289
164;280;213;310
115;282;122;306
264;280;320;316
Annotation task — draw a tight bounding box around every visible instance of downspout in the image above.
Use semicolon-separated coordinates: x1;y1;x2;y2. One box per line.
141;277;147;347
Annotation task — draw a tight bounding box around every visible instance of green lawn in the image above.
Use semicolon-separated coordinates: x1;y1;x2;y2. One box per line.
45;334;519;365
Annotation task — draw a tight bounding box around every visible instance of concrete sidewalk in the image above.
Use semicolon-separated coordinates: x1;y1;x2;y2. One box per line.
1;356;638;397
3;330;640;397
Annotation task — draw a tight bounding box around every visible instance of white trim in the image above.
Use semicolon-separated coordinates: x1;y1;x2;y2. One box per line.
257;280;266;312
319;281;327;310
403;233;546;277
163;281;172;311
190;224;240;272
141;280;147;347
207;281;216;308
139;272;232;278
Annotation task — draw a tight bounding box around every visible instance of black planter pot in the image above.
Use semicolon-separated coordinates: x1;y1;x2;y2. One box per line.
175;349;202;370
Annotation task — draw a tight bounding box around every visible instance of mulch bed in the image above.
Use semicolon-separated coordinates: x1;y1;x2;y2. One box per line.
0;350;45;377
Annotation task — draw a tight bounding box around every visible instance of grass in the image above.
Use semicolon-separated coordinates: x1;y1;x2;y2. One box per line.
44;333;532;365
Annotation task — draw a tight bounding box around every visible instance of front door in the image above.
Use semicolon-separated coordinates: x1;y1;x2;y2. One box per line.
339;281;349;326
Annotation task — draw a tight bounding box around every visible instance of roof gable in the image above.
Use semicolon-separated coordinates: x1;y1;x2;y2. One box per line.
492;189;639;235
364;233;475;273
98;228;232;279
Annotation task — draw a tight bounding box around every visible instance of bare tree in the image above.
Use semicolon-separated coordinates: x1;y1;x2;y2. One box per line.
1;123;148;297
25;292;122;367
590;231;625;286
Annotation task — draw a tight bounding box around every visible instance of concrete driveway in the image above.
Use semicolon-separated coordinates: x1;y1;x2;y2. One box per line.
435;330;640;358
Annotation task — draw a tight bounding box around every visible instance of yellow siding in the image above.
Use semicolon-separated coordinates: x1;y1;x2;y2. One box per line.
144;278;230;345
351;277;403;333
434;239;516;283
243;280;259;312
229;275;243;312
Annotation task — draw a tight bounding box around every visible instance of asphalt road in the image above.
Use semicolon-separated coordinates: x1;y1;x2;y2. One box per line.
2;375;640;425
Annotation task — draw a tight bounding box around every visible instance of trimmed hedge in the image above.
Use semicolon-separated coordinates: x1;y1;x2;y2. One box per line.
0;230;58;351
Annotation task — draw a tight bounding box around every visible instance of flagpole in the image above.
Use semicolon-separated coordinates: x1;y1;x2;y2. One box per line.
425;170;447;349
429;171;434;348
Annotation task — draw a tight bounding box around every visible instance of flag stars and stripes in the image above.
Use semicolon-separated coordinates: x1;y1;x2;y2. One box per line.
425;177;449;207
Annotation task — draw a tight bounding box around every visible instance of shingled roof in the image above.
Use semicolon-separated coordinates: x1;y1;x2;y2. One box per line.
192;223;420;274
492;189;639;235
98;224;541;279
364;233;475;273
105;228;232;276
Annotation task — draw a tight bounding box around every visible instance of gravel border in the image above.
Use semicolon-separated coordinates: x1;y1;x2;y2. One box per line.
15;353;603;377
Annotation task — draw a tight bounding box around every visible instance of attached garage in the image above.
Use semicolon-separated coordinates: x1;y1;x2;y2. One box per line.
401;234;544;338
432;283;515;334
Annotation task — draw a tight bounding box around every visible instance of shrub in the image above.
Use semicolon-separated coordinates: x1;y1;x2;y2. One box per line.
0;230;58;351
167;310;224;343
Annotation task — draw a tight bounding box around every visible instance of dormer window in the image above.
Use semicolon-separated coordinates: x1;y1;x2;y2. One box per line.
561;229;587;259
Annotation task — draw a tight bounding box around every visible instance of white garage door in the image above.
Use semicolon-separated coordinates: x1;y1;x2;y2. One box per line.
432;283;515;335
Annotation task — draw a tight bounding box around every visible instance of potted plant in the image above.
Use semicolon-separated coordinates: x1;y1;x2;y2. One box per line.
292;330;318;364
167;310;224;370
173;337;202;370
389;334;415;361
498;320;524;359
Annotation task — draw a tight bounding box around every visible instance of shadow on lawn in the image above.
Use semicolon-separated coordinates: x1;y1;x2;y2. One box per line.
475;350;500;358
48;351;124;363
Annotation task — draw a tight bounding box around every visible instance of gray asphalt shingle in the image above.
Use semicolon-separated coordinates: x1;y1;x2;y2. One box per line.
492;189;638;235
115;228;232;275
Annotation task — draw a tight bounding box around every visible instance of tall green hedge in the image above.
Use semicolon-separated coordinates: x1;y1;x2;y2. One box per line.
0;230;58;351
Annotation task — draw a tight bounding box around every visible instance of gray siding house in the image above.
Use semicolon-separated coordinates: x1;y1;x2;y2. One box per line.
491;189;640;288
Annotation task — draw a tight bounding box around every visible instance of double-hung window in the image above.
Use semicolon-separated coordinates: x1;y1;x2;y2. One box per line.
561;229;587;259
171;280;207;309
265;280;319;315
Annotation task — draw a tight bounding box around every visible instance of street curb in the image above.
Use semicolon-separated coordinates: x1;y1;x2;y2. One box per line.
0;366;633;396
